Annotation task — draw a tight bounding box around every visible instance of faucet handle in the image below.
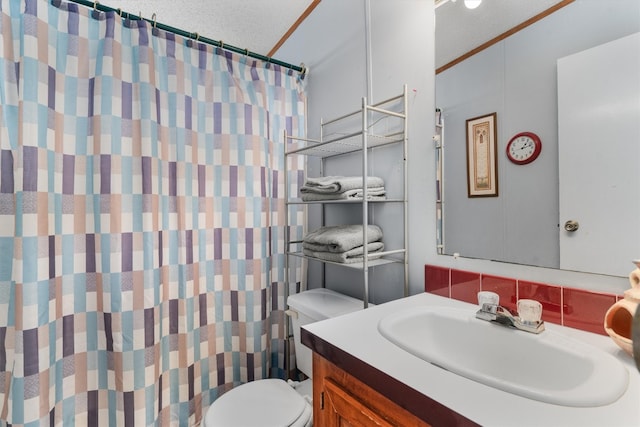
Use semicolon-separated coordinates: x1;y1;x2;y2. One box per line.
477;291;500;307
517;299;543;324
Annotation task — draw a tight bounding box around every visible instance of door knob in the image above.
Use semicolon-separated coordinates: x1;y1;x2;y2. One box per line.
564;220;579;232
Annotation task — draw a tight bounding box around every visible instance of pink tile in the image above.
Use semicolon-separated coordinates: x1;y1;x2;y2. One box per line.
425;265;450;297
518;280;562;325
450;269;481;304
481;274;517;313
563;287;617;335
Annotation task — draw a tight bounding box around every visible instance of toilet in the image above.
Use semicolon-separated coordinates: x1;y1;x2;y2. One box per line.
204;288;366;427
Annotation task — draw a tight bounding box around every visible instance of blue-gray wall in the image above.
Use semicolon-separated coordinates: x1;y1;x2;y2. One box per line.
435;0;639;288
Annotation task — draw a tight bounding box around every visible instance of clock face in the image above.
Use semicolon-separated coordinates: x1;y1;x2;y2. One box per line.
506;132;542;165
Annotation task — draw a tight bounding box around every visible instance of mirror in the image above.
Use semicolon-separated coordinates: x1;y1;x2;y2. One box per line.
435;0;640;277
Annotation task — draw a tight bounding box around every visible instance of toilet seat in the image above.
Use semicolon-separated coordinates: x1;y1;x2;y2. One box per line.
204;379;312;427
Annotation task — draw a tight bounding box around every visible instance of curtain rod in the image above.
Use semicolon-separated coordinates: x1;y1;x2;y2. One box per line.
61;0;307;77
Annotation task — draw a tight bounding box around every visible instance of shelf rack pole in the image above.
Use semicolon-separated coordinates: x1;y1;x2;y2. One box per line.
283;129;291;380
362;96;370;309
402;85;409;298
319;118;327;290
284;129;290;281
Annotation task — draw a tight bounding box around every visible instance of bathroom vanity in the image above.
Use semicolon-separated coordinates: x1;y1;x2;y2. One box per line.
312;355;434;426
302;293;640;426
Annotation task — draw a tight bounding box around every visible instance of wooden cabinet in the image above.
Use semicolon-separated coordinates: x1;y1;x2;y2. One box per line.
313;353;431;427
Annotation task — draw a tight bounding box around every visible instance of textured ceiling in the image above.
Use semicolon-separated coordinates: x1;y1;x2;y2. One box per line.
99;0;567;70
105;0;315;57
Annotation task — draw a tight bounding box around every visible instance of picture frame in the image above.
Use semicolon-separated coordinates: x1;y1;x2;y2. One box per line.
466;112;498;197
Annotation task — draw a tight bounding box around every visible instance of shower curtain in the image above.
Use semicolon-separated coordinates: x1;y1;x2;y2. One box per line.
0;0;306;425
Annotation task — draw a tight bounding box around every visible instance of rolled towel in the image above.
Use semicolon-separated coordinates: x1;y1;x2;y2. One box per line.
300;187;386;202
303;224;383;253
303;242;385;264
300;176;385;194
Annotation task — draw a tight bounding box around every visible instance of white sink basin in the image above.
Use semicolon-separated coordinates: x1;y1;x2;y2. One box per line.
378;306;629;407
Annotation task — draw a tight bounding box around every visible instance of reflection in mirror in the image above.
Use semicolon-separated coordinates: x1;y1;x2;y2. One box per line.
435;0;640;277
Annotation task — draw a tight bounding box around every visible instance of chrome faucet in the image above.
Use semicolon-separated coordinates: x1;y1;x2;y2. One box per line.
476;302;545;334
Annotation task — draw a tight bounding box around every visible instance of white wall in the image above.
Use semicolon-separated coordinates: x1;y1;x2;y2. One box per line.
277;0;435;302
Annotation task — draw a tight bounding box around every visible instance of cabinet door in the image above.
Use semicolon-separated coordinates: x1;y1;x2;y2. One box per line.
322;377;394;427
313;353;431;427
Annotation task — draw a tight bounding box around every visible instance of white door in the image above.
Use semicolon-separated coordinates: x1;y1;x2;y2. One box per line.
558;32;640;277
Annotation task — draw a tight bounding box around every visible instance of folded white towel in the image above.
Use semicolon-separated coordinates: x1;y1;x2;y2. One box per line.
303;225;383;253
300;187;386;202
303;242;385;264
300;176;385;194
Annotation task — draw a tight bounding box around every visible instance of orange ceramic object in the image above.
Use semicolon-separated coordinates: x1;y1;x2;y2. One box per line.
604;260;640;357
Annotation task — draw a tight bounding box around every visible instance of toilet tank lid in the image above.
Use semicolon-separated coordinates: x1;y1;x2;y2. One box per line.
287;288;368;321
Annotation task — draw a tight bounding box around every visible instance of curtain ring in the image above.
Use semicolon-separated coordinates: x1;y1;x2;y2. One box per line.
93;1;99;11
194;32;199;41
219;40;224;50
139;11;142;20
117;8;123;17
244;48;249;57
151;13;157;28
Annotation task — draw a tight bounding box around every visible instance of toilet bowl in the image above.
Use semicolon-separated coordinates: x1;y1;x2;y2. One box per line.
203;288;366;427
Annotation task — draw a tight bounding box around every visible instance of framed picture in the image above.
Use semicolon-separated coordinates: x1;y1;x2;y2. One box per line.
466;112;498;197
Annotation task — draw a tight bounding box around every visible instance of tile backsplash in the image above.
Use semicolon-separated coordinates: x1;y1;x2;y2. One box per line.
424;265;620;336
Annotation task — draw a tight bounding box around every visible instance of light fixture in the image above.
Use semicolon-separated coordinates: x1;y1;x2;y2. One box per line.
464;0;482;9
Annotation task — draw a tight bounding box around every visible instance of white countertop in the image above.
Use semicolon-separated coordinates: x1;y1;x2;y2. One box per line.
303;292;640;427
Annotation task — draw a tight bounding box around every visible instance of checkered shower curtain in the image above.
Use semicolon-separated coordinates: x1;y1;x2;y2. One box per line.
0;0;306;425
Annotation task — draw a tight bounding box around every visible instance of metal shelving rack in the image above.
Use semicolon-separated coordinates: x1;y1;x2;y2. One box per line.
284;85;409;309
435;108;445;255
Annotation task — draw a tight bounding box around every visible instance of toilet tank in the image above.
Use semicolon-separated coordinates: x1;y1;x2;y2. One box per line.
287;288;366;378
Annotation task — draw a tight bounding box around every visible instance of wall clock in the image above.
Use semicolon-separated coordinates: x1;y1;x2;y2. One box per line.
506;132;542;165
